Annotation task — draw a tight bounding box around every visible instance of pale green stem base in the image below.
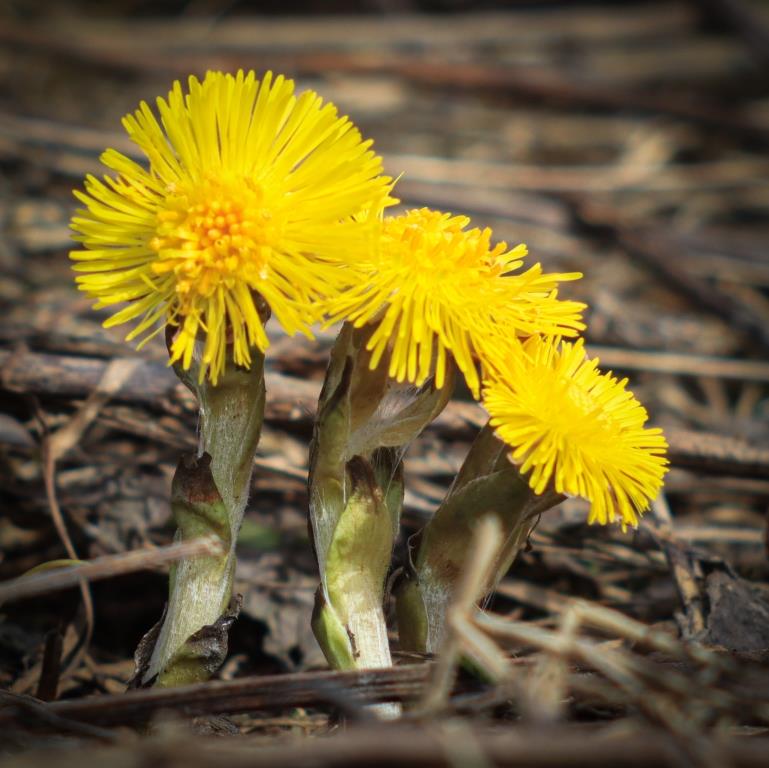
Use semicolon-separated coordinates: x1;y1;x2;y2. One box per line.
151;546;235;687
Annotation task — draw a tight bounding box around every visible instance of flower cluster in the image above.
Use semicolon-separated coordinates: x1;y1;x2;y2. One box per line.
71;69;667;525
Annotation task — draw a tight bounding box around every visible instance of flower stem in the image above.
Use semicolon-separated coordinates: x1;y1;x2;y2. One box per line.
139;336;266;687
396;423;564;654
308;323;452;688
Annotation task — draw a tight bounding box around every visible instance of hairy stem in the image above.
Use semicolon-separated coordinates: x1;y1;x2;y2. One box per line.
309;323;453;689
396;423;564;654
141;337;266;686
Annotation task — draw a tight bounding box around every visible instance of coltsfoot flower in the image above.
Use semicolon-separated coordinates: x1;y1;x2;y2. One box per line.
482;335;668;527
328;208;585;396
71;70;393;383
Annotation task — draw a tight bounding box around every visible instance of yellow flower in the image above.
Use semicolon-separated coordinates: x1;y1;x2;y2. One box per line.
70;70;393;383
482;335;668;527
330;208;584;396
328;208;585;396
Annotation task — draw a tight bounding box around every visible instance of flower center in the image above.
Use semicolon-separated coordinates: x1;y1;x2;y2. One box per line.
150;178;283;299
559;375;615;435
563;379;596;415
382;209;508;284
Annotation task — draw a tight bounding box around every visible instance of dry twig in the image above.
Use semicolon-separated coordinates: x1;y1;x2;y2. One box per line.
0;536;225;604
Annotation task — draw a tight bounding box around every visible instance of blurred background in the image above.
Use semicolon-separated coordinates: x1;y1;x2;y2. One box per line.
1;0;769;720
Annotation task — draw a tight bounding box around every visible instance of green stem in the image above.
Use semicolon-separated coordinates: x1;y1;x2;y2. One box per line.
194;356;266;540
308;323;453;682
396;423;563;654
141;333;266;686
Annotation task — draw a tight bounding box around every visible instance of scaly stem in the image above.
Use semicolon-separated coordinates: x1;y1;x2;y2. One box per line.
194;356;266;539
396;423;563;654
147;453;234;687
312;457;395;672
141;334;266;686
309;322;452;688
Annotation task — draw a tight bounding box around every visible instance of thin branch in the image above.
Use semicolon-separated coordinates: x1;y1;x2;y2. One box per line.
0;537;225;604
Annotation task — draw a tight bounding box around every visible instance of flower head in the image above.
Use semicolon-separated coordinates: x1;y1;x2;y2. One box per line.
71;70;393;383
328;208;585;396
482;335;668;527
